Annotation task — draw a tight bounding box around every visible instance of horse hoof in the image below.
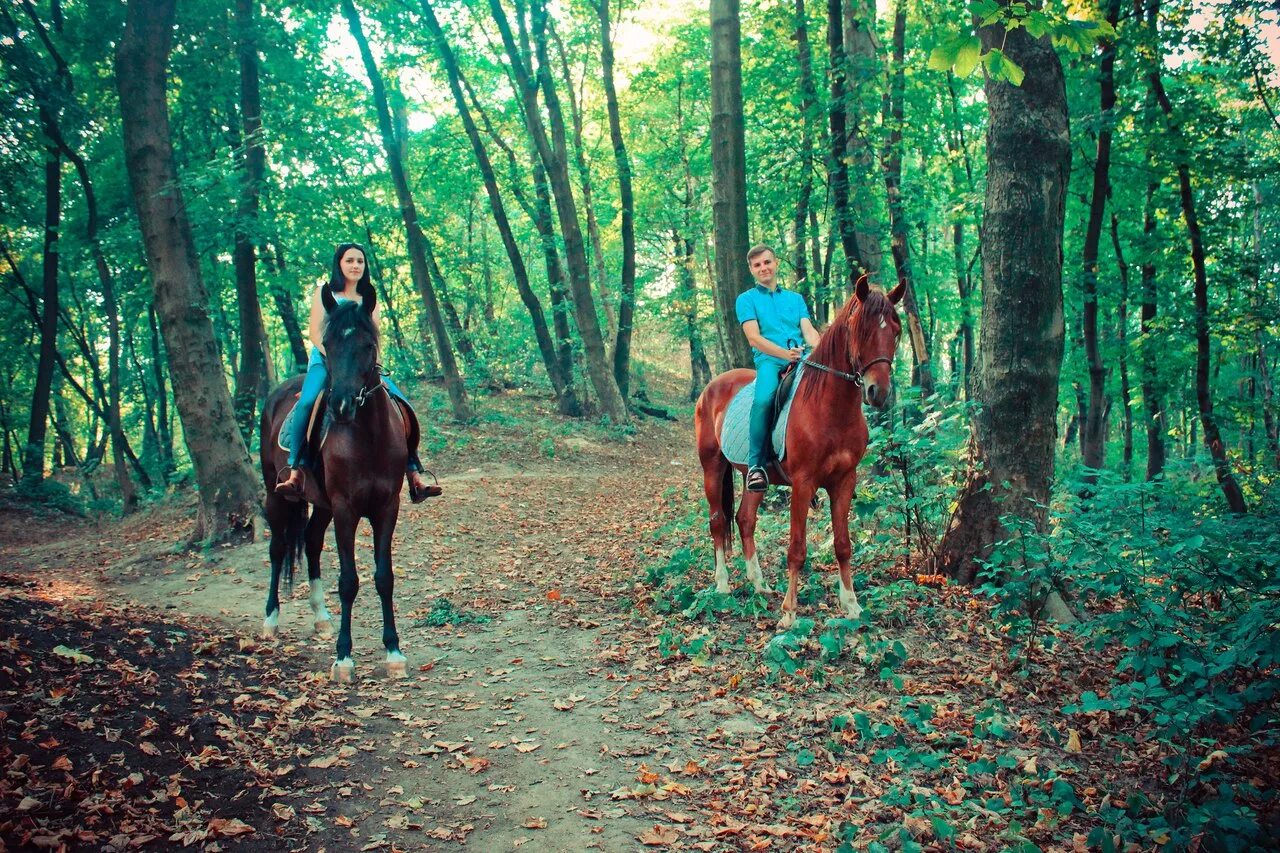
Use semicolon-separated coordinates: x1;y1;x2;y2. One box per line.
385;656;407;679
314;619;333;637
777;611;797;631
715;582;731;595
261;622;279;640
330;660;355;683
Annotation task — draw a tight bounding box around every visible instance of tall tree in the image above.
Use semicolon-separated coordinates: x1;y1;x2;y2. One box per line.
489;0;629;420
342;0;472;421
1146;16;1247;514
826;0;864;286
1079;0;1122;483
231;0;274;440
881;0;933;396
417;0;576;412
595;0;637;400
936;8;1071;609
710;0;752;369
116;0;261;542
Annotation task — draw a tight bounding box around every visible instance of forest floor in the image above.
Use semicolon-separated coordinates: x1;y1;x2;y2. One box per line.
1;385;1276;852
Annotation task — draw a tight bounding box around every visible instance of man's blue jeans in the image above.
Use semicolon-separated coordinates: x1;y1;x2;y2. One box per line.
748;355;787;468
286;348;410;468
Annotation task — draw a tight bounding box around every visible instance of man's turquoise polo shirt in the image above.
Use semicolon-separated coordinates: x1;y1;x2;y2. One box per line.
735;284;810;361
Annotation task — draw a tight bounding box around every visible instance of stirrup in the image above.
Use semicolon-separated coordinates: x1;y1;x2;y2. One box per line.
275;467;305;499
745;466;768;493
408;468;442;504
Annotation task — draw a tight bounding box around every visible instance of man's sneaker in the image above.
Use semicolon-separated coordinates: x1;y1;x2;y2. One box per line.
746;466;768;493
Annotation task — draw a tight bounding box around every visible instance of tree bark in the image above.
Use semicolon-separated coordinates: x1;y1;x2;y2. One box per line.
710;0;754;369
116;0;260;542
488;0;628;420
595;0;637;401
1148;48;1247;513
825;0;865;286
232;0;274;442
881;0;933;395
791;0;818;303
845;0;886;283
1110;206;1135;479
936;11;1070;592
1079;0;1121;483
343;0;471;421
21;112;60;489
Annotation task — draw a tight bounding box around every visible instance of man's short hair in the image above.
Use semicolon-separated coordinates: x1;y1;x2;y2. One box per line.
746;244;775;262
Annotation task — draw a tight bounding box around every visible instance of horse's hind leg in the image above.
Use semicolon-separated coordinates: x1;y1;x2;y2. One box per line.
702;463;733;593
780;481;817;629
331;507;359;683
736;488;769;595
306;507;334;636
370;503;406;678
263;497;288;638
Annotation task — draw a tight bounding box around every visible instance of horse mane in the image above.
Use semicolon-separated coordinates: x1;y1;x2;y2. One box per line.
797;288;897;404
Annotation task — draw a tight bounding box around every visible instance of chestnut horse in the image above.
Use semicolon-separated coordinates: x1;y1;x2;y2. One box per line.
259;289;409;681
694;277;905;628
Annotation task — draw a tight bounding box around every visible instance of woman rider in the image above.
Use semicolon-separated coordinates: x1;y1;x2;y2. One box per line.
275;243;435;502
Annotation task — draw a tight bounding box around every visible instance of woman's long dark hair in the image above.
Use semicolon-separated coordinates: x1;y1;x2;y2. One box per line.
328;243;375;304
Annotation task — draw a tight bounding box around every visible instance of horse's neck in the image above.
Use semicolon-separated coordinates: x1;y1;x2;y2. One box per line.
795;372;865;436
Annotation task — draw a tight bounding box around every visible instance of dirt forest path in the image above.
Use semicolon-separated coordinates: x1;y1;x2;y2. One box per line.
4;404;830;852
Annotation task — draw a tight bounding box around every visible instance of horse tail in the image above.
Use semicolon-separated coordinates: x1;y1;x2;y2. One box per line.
283;501;308;594
720;462;735;552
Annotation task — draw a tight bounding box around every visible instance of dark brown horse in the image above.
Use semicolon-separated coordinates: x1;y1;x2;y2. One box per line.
694;276;905;628
259;289;409;681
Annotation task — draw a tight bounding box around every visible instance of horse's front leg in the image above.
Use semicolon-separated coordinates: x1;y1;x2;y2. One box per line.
306;507;334;636
370;501;406;678
829;477;862;619
702;466;733;594
331;506;360;683
262;500;287;639
735;489;769;595
779;481;816;629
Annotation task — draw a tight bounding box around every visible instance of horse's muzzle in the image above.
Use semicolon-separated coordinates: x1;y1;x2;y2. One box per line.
864;381;890;408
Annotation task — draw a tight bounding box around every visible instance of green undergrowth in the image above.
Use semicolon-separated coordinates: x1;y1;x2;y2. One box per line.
410;597;491;629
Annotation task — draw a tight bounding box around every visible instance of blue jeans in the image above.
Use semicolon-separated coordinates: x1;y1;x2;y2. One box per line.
748;355;787;468
287;348;412;468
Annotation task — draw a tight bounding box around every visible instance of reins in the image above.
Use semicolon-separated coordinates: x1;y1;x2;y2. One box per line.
800;355;893;388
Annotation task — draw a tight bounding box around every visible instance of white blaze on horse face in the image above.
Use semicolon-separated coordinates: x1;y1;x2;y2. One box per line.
745;553;767;593
837;577;863;620
714;547;730;594
879;317;887;330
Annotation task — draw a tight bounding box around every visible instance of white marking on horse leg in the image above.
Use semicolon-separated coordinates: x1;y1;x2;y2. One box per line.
745;553;767;594
262;609;280;639
330;657;355;683
310;582;333;635
777;608;796;630
838;577;863;620
385;650;407;679
714;547;730;594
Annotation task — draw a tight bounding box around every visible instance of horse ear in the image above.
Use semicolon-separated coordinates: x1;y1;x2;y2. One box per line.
321;286;337;314
854;273;870;302
887;280;907;305
360;282;377;316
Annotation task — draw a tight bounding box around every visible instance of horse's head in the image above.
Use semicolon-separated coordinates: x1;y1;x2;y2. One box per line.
849;275;906;407
321;287;380;423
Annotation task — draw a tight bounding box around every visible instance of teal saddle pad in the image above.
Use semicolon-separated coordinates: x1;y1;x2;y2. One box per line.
277;397;330;455
719;364;805;466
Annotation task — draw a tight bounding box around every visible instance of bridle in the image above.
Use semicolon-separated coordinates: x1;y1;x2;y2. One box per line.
801;354;892;388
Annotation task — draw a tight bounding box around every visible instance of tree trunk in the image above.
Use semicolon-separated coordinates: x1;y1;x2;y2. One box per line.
1110;207;1135;479
343;0;472;421
1079;0;1121;483
845;0;886;283
262;242;309;371
116;0;261;542
595;0;637;401
936;11;1070;594
232;0;274;443
791;0;818;301
825;0;865;286
1148;46;1246;513
22;115;60;490
710;0;754;369
529;146;584;416
881;0;933;396
488;0;628;420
